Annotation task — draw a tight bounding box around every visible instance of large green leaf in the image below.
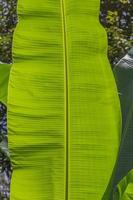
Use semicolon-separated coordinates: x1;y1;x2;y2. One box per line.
0;63;11;104
7;0;121;199
112;53;133;199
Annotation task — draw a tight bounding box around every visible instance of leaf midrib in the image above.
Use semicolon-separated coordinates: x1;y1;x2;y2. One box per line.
60;0;69;199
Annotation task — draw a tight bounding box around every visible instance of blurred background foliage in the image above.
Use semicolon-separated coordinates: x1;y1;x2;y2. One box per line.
0;0;132;199
100;0;133;65
0;0;17;64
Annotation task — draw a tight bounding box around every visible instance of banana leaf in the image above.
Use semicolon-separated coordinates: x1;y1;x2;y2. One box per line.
0;63;11;105
7;0;121;199
111;51;133;199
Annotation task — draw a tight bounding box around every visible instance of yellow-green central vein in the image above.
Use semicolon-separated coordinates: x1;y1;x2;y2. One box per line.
60;0;69;199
